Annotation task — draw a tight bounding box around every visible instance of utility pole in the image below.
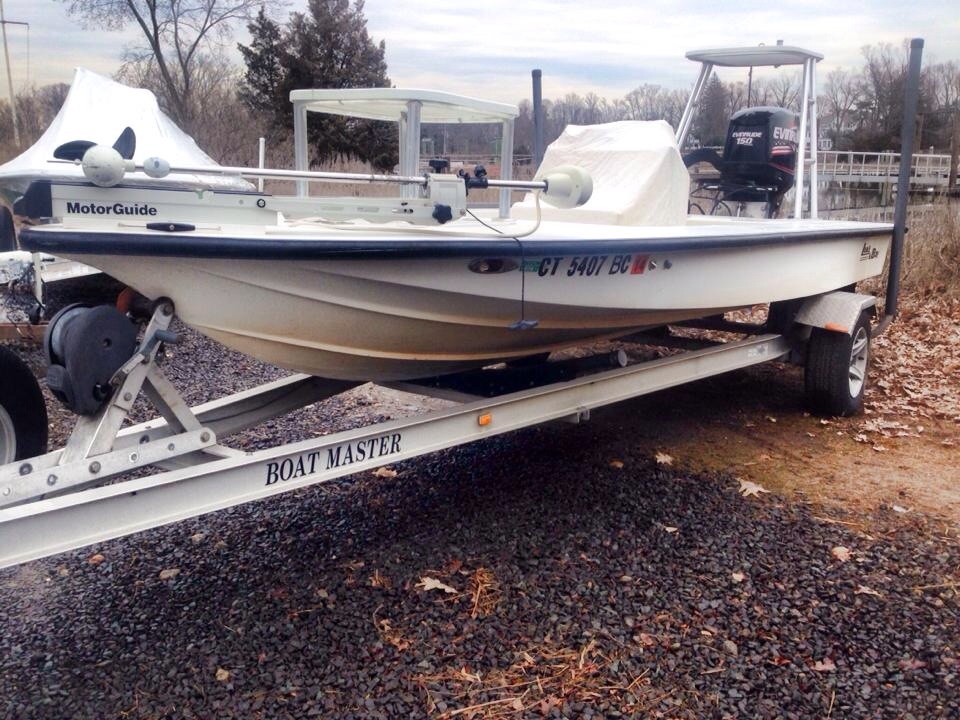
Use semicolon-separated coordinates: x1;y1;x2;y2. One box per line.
0;0;27;148
949;110;959;193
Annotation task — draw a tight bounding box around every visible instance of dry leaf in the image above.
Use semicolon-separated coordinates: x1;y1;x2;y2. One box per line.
731;572;746;584
373;466;397;478
369;570;391;589
892;505;909;513
654;451;673;466
898;658;928;670
766;416;777;423
663;526;679;533
738;478;770;498
159;568;181;581
813;657;836;672
87;553;105;566
637;633;656;647
855;584;882;597
189;533;205;544
831;546;852;562
510;697;524;711
608;459;624;469
215;667;230;682
416;576;457;595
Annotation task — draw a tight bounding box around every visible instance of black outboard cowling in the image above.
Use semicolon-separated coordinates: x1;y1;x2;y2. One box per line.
720;106;799;203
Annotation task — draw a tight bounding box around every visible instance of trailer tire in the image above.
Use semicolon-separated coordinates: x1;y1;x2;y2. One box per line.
0;345;49;463
804;311;871;417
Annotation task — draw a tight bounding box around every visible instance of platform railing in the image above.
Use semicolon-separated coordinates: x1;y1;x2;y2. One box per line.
817;150;955;185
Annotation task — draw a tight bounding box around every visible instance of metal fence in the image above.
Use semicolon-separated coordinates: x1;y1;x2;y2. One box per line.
817;151;955;186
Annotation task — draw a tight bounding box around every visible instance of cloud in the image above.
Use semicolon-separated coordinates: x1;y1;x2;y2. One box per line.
2;0;957;107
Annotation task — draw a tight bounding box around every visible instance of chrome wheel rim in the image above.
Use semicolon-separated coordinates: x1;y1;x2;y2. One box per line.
848;326;869;397
0;403;16;464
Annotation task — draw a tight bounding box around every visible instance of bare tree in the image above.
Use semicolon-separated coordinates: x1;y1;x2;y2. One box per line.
767;71;801;110
58;0;280;129
821;68;862;144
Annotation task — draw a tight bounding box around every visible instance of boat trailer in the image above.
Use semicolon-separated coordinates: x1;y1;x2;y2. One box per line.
0;289;880;569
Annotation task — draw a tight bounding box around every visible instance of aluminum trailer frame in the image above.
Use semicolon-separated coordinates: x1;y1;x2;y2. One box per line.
0;304;801;569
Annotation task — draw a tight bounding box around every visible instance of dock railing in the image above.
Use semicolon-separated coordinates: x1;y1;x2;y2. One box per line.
817;150;955;186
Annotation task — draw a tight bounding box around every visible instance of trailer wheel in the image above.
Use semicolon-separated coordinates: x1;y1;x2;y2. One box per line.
804;311;871;417
0;346;48;463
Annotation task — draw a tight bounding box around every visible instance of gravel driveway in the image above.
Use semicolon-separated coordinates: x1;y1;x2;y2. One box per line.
1;296;958;718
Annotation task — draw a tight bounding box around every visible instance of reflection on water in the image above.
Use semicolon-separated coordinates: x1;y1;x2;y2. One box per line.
816;184;953;221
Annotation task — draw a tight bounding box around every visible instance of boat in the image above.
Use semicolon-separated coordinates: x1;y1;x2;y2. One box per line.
15;46;893;384
0;68;252;307
0;39;927;568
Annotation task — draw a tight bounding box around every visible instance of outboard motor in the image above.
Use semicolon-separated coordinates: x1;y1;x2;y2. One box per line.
720;106;799;207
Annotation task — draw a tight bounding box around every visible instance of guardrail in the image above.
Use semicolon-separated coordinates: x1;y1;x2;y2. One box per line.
817;151;956;186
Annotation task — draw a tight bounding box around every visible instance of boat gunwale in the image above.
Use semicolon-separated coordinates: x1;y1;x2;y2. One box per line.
20;224;895;261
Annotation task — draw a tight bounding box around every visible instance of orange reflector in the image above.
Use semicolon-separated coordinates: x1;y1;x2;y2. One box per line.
824;322;848;333
477;413;492;426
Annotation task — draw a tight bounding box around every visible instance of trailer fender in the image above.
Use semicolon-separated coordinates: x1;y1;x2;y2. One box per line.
793;291;877;336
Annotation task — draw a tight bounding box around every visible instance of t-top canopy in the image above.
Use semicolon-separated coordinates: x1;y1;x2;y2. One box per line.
289;88;518;124
686;45;823;67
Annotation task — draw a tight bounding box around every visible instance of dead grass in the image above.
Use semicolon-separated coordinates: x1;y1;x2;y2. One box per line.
893;202;960;299
417;640;657;718
864;201;960;300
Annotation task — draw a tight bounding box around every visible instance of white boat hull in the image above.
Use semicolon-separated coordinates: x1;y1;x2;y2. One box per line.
57;224;890;380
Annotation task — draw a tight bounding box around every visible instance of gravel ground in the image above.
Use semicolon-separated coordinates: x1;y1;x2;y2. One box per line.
1;282;958;718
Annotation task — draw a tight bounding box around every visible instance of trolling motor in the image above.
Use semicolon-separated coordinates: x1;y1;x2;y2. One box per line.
45;130;594;226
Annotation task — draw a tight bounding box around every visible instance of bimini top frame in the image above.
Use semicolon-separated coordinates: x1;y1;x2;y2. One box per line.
290;88;520;218
676;44;824;219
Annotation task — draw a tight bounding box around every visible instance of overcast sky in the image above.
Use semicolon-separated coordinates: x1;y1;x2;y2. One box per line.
1;0;958;104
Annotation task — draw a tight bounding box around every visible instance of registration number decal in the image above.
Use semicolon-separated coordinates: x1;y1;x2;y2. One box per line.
527;254;652;278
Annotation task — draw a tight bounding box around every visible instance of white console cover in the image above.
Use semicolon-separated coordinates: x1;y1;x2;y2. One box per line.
513;120;689;226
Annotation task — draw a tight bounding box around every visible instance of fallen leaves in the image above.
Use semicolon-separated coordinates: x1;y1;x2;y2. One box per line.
87;553;105;566
159;568;181;581
855;584;882;597
416;576;458;595
369;569;391;589
654;451;673;466
831;546;852;563
215;667;230;682
813;657;836;672
862;295;960;425
373;466;397;478
731;571;746;584
738;478;770;498
608;459;624;469
898;657;928;671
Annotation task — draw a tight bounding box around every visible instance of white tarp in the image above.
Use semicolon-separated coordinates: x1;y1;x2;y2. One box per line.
513;120;689;226
0;68;250;197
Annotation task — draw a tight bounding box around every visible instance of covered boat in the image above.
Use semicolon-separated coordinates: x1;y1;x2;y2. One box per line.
16;46;891;382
